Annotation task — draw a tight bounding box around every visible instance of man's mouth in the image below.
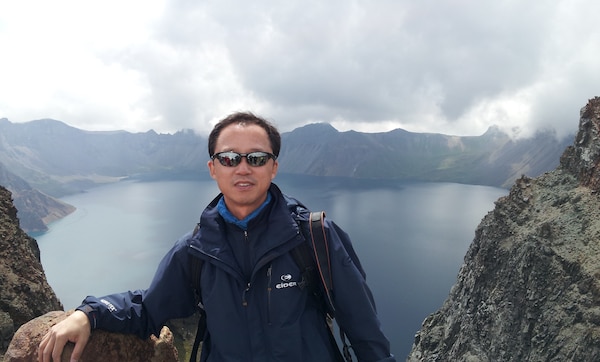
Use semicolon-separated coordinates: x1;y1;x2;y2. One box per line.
235;181;253;188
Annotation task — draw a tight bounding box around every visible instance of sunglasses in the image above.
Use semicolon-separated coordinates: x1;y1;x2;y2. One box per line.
211;151;277;167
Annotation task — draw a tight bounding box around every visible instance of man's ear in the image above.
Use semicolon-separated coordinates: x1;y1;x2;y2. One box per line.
208;160;216;179
271;160;279;180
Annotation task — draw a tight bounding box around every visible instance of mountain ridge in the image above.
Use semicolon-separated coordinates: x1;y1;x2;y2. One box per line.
280;122;569;186
0;117;572;232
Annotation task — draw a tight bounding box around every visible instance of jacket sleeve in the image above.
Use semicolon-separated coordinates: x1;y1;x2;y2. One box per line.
326;220;396;362
76;233;198;339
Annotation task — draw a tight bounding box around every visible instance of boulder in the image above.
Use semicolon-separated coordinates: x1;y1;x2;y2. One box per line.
5;311;178;362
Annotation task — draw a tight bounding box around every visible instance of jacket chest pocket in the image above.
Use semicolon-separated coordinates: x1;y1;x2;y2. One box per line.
266;263;309;326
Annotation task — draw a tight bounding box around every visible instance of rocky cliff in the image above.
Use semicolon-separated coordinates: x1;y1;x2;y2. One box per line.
408;96;600;361
0;186;63;357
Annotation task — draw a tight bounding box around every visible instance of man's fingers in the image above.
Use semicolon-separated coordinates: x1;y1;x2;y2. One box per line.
38;332;50;362
37;311;91;361
51;334;67;362
69;334;90;362
38;330;62;362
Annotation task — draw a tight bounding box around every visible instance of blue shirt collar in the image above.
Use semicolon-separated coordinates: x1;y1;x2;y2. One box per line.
217;192;272;230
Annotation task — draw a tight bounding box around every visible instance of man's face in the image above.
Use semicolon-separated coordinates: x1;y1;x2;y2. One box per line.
207;123;278;220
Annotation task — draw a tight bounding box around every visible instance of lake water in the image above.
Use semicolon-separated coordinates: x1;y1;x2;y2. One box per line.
35;172;507;359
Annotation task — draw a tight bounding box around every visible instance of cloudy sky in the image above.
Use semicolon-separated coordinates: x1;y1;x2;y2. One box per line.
0;1;598;139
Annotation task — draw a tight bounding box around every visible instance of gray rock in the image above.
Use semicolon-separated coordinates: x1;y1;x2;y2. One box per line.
408;97;600;361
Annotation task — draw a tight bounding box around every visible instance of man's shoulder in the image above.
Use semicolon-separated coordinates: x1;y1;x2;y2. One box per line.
280;193;311;220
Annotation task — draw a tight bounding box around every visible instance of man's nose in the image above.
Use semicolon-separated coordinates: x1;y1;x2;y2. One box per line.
235;157;252;172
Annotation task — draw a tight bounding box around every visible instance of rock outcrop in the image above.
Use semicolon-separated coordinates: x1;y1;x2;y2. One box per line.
0;162;76;233
5;311;178;362
0;186;63;357
408;96;600;361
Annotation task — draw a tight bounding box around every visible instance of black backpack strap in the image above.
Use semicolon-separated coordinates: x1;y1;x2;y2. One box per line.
189;223;207;362
308;211;336;315
190;307;206;362
290;240;316;292
295;211;353;362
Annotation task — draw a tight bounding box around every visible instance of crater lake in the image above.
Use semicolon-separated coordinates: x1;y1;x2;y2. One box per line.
35;172;507;359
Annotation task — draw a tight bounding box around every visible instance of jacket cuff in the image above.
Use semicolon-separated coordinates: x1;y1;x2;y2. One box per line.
76;304;97;330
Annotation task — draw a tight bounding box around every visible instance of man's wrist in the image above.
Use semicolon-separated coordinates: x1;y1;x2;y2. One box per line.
76;304;97;330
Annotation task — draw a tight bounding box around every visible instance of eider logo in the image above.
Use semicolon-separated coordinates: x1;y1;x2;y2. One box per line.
276;274;297;289
281;274;292;281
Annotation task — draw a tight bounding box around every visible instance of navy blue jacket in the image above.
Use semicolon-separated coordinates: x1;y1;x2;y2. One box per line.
78;183;394;361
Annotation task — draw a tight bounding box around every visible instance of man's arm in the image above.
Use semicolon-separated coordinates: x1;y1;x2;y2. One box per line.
326;220;396;362
77;234;198;338
37;232;198;361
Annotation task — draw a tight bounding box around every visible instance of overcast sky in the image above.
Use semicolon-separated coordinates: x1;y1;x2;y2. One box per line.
0;1;598;139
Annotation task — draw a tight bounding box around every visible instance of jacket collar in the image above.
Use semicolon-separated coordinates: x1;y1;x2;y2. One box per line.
192;183;305;263
216;191;272;230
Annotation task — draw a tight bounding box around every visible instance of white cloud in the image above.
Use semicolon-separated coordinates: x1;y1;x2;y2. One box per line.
1;0;599;138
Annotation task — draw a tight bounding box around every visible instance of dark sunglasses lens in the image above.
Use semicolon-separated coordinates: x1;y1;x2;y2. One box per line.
247;152;270;166
217;153;241;167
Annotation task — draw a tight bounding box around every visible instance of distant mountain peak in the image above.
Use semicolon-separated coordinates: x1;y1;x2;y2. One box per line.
292;122;338;133
29;118;73;127
483;124;504;135
283;122;339;142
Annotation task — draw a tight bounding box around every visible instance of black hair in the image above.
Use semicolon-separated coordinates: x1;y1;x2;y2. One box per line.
207;112;281;157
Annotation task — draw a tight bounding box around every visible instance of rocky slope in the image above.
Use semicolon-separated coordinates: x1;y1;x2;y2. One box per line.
0;163;75;233
0;186;63;358
408;97;600;361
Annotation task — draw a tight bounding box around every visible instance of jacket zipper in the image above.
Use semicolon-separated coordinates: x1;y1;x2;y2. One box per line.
242;230;250;307
267;264;273;325
242;230;300;310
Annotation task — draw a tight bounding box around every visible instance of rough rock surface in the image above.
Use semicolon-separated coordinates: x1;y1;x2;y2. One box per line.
0;186;63;358
5;310;178;362
408;96;600;361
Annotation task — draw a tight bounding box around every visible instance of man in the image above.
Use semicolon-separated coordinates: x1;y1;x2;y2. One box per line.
39;112;394;362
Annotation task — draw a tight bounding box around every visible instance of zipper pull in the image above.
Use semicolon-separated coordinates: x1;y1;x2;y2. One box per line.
267;265;273;292
242;282;251;307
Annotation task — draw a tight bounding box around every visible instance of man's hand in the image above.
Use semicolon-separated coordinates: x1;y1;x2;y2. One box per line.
38;310;91;362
